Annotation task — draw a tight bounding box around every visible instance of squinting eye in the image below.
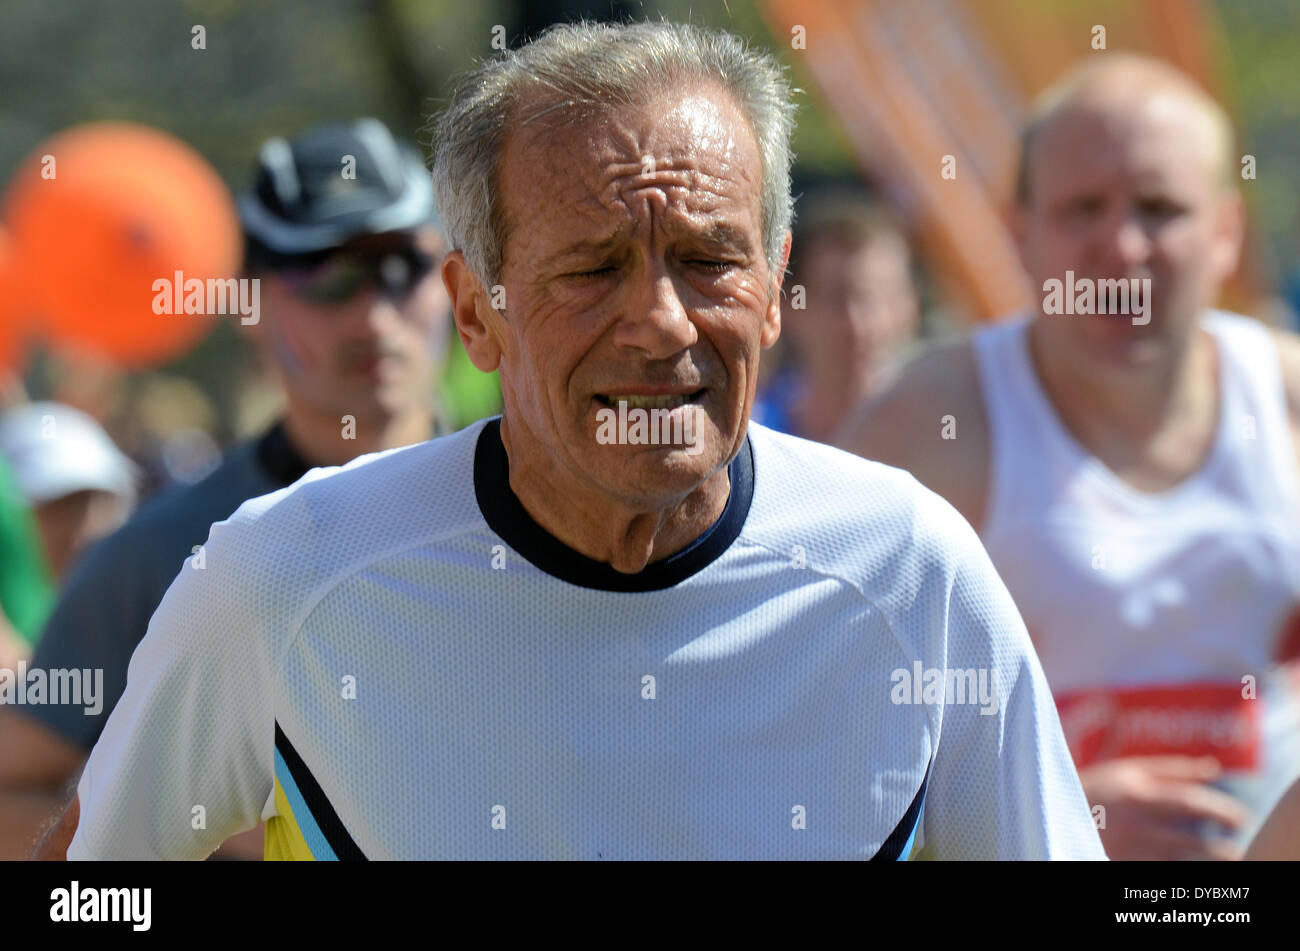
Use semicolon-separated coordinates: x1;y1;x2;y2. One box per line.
1067;197;1104;216
689;260;733;273
572;266;616;279
1138;198;1181;218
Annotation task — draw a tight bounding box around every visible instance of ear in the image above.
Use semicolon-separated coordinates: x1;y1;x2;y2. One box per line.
443;250;504;373
761;229;791;349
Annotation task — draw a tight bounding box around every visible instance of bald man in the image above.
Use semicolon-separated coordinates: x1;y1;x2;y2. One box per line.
844;53;1300;860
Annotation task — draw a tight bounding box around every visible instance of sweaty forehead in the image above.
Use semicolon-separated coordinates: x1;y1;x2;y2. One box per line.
1029;92;1223;198
497;87;764;266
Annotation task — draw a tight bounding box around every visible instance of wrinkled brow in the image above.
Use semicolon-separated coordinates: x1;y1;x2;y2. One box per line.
540;217;754;270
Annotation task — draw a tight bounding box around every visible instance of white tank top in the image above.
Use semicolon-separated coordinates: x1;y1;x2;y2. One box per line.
973;310;1300;841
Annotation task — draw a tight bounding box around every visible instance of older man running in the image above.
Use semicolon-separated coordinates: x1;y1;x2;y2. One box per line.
39;21;1102;861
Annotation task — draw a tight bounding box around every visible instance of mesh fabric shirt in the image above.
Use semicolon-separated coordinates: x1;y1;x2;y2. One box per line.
70;418;1105;860
18;423;309;747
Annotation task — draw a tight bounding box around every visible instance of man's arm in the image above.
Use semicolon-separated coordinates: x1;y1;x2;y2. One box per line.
1241;328;1300;862
0;708;88;788
68;513;276;860
1077;755;1250;860
0;709;87;859
0;526;153;858
1269;327;1300;474
836;340;989;532
31;792;78;861
910;489;1105;859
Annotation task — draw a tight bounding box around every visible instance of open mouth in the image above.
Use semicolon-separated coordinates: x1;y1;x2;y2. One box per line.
594;390;707;410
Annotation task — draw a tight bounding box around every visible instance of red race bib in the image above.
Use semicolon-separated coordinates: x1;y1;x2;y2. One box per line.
1056;683;1261;770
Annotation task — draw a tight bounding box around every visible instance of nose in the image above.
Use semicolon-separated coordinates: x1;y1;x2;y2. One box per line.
1102;205;1154;271
612;262;698;359
344;285;398;337
846;291;880;339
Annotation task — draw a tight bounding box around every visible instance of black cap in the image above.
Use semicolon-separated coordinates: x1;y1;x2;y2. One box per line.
239;118;438;266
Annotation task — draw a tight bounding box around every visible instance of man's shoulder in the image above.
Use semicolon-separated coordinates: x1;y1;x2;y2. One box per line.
131;439;269;529
1264;320;1300;422
745;422;982;585
749;419;926;497
220;419;489;563
844;335;983;449
33;439;281;686
876;334;980;405
1203;308;1300;423
60;439;272;584
838;332;989;529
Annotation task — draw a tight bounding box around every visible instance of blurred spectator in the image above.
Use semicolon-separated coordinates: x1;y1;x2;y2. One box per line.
752;191;920;443
43;351;128;442
0;401;136;582
122;375;223;494
0;453;54;669
845;54;1300;859
0;117;453;859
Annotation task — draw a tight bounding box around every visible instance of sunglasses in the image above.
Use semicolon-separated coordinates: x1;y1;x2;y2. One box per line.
278;246;438;304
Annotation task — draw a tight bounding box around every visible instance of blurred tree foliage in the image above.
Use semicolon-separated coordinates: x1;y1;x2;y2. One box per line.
1212;0;1300;282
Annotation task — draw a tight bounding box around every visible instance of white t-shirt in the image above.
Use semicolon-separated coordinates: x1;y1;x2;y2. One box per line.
70;418;1104;860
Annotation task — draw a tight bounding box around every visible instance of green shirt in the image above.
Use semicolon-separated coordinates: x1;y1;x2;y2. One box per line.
0;454;54;645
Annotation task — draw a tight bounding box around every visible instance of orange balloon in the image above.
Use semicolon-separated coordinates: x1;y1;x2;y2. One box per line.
3;122;241;370
0;227;32;375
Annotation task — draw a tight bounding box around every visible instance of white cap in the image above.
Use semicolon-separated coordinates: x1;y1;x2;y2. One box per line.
0;402;138;505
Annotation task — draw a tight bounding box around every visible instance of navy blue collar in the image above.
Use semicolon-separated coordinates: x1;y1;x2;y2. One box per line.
474;418;753;592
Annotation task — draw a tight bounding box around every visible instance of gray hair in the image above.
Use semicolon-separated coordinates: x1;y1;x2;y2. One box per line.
431;19;797;290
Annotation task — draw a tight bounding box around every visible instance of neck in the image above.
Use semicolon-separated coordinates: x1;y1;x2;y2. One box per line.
498;416;732;575
1026;316;1215;453
281;400;434;467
